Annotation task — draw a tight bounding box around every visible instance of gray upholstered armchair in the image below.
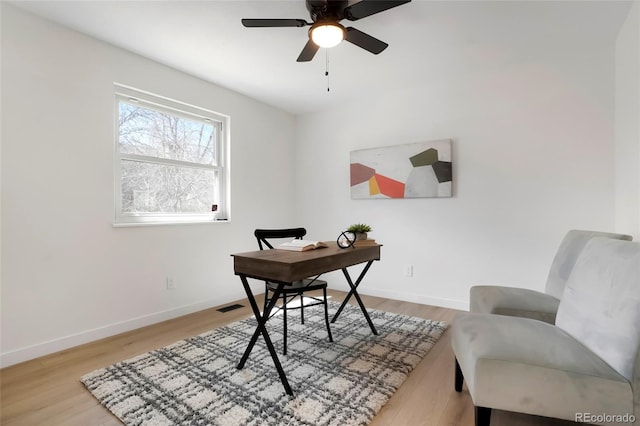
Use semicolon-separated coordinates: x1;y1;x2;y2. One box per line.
452;238;640;426
470;229;632;324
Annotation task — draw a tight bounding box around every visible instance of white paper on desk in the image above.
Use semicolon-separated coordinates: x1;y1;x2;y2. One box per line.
276;240;328;252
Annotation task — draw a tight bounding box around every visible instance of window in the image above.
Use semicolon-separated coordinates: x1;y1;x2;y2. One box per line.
114;85;229;225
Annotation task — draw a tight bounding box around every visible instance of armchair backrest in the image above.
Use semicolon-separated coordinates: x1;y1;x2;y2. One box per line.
254;228;307;250
635;345;640;423
556;238;640;385
545;230;632;299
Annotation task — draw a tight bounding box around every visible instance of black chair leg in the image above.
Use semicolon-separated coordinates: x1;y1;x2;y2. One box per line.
282;292;288;355
322;287;333;342
263;284;269;314
455;357;464;392
300;292;305;324
475;406;491;426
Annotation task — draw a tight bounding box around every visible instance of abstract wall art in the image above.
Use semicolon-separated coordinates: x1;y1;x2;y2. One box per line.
350;139;452;199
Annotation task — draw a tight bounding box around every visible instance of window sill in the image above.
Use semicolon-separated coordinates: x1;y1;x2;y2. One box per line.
113;218;230;227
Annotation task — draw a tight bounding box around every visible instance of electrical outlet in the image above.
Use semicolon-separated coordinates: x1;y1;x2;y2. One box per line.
405;265;414;277
166;276;176;290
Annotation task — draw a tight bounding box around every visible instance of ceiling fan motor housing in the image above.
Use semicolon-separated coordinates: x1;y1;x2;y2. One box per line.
306;0;348;22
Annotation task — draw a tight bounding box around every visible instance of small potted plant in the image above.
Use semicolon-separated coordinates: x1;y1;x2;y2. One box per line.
347;223;372;240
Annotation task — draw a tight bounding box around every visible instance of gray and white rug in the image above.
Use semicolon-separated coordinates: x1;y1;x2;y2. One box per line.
81;302;447;426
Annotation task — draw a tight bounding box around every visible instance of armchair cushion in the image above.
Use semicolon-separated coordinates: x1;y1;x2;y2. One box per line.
452;313;633;422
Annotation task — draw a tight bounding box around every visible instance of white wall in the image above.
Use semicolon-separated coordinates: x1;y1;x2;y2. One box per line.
615;1;640;240
1;2;634;368
294;6;620;309
0;5;297;367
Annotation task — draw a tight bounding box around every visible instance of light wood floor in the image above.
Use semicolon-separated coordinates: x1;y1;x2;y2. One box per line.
1;290;586;426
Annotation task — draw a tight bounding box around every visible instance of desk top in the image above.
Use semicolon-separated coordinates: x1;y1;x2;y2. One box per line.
232;242;381;284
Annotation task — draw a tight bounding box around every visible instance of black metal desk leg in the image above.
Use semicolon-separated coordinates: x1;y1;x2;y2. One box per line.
331;261;378;335
237;279;281;368
236;276;293;396
331;261;373;322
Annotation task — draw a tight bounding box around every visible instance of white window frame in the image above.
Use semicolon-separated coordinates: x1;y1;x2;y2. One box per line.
113;84;230;226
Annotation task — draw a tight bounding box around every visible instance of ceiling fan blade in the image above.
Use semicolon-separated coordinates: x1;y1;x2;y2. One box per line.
297;40;320;62
241;19;309;28
343;0;411;21
345;27;388;54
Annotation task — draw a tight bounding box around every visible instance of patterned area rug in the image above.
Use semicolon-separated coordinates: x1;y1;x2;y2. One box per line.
81;302;447;426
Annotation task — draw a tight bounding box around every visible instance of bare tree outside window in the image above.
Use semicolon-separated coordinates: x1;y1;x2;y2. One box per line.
121;160;217;213
119;103;216;165
114;87;228;225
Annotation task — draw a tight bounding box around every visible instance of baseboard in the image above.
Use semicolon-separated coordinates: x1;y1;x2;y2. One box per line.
1;287;468;368
0;299;222;368
334;285;470;312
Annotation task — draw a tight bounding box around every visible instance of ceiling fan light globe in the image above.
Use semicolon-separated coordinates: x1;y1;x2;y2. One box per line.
310;24;345;48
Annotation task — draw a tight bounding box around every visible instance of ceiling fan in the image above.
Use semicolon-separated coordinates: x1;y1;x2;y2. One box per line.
241;0;411;62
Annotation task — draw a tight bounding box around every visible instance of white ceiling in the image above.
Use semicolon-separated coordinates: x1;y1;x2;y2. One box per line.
8;0;633;115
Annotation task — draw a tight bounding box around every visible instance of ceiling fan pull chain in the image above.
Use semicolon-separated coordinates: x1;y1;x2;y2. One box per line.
325;50;330;92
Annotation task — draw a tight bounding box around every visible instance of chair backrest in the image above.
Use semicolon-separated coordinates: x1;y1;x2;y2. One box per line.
544;230;632;299
254;228;307;250
555;238;640;385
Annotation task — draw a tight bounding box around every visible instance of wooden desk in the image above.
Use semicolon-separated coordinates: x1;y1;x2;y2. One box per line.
231;242;381;395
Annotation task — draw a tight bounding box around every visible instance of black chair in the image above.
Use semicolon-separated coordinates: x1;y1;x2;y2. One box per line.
255;228;333;355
